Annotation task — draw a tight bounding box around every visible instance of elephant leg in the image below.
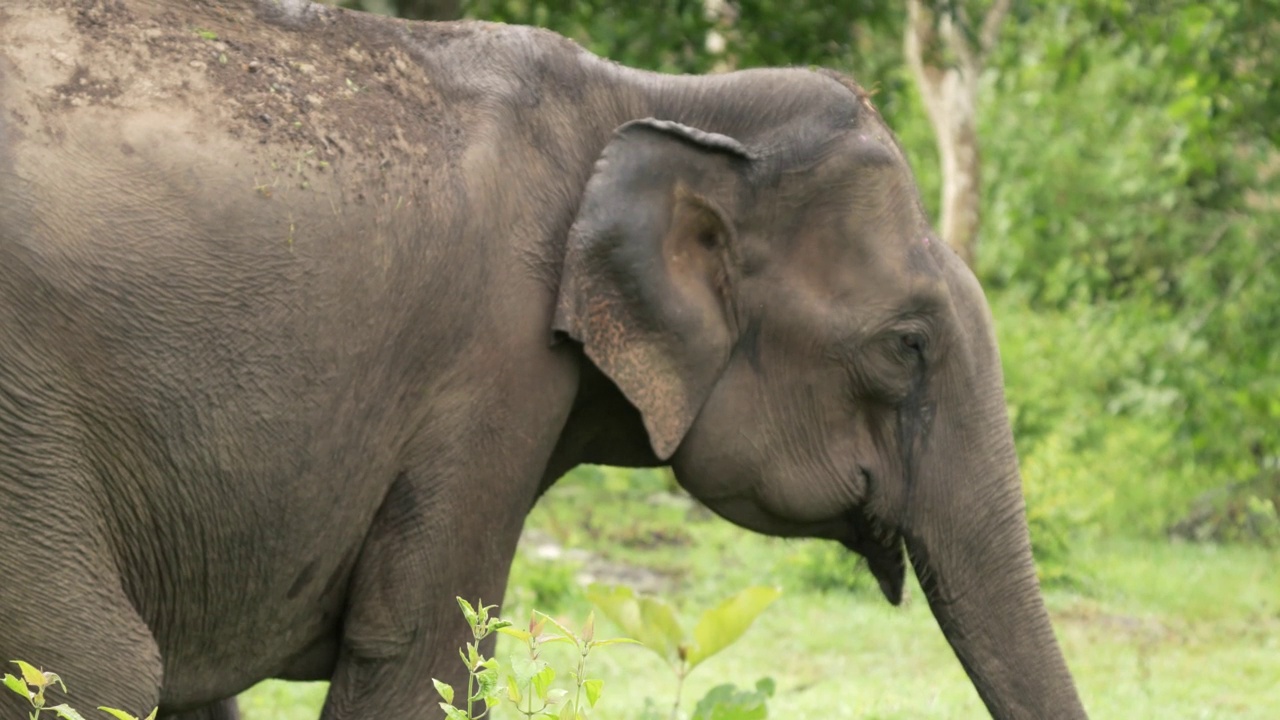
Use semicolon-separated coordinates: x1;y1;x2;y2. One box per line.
160;698;239;720
318;469;526;719
0;483;165;718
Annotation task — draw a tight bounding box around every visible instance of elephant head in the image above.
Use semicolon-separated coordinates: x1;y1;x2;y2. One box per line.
553;75;1086;718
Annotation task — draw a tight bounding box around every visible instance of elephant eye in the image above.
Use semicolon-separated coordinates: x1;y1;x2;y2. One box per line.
900;333;925;355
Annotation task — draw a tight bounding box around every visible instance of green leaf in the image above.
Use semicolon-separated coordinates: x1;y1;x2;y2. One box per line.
13;661;45;689
536;634;575;646
753;677;775;697
586;585;642;638
432;678;454;705
545;688;568;706
98;709;139;720
590;638;641;648
43;672;66;693
508;654;539;688
476;602;496;627
439;702;470;720
534;612;579;645
583;679;603;708
529;613;547;639
689;681;772;720
505;675;522;704
472;667;499;702
49;704;87;720
557;696;574;720
637;596;686;663
456;598;479;628
687;587;780;670
531;666;555;700
3;673;31;699
587;584;685;665
496;626;532;643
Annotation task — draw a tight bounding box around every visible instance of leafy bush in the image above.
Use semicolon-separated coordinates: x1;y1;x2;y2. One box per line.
435;588;780;720
978;3;1279;541
995;295;1203;535
434;598;629;720
1168;469;1280;547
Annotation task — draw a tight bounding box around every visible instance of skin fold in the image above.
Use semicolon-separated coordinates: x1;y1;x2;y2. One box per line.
0;1;1087;718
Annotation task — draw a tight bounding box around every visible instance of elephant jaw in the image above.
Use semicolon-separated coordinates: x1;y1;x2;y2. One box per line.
840;506;906;604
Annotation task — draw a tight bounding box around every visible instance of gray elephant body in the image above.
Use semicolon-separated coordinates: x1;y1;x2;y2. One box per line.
0;2;1086;718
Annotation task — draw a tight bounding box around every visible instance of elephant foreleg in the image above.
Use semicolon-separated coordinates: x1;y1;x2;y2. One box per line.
319;468;526;719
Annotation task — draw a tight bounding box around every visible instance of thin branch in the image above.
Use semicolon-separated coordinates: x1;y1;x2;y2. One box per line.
945;11;980;76
905;0;946;91
979;0;1012;56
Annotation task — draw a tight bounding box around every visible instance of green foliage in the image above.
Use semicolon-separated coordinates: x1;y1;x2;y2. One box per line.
995;296;1202;530
686;588;780;669
4;661;156;720
1169;470;1280;546
979;1;1279;539
439;589;778;720
460;0;896;76
587;584;778;719
436;598;638;720
507;551;583;614
330;0;459;20
690;679;775;720
573;465;675;497
780;540;876;595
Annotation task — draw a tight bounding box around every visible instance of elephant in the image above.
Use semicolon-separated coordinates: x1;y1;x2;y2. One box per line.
0;1;1087;718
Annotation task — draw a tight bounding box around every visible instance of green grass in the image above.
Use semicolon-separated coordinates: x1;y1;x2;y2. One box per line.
239;475;1280;719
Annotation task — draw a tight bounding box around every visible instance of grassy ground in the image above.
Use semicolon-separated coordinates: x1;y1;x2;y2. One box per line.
240;472;1279;719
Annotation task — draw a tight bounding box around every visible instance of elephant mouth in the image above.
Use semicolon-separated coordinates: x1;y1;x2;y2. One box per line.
696;491;905;604
839;505;906;605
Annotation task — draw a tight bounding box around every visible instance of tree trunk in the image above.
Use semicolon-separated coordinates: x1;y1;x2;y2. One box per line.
904;0;1009;269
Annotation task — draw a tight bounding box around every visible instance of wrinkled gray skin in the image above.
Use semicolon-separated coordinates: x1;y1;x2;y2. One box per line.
0;1;1087;718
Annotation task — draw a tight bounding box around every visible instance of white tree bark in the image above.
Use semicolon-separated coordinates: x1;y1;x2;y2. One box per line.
703;0;738;73
904;0;1010;268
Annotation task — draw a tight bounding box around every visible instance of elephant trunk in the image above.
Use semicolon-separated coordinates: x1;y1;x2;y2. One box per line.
904;379;1087;718
904;485;1085;718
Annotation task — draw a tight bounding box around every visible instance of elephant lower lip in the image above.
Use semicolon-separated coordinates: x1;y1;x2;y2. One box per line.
839;507;906;605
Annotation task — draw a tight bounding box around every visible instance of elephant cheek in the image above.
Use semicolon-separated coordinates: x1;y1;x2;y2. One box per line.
840;506;906;605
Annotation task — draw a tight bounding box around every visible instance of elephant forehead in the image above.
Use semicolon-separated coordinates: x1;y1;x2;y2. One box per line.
774;205;939;302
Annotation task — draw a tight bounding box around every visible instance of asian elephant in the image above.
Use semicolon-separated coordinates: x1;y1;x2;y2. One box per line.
0;1;1087;718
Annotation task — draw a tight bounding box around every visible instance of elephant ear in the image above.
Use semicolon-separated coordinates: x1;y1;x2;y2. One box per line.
554;119;752;460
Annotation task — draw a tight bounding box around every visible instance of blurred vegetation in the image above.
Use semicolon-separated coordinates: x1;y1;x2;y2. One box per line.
332;0;1279;572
